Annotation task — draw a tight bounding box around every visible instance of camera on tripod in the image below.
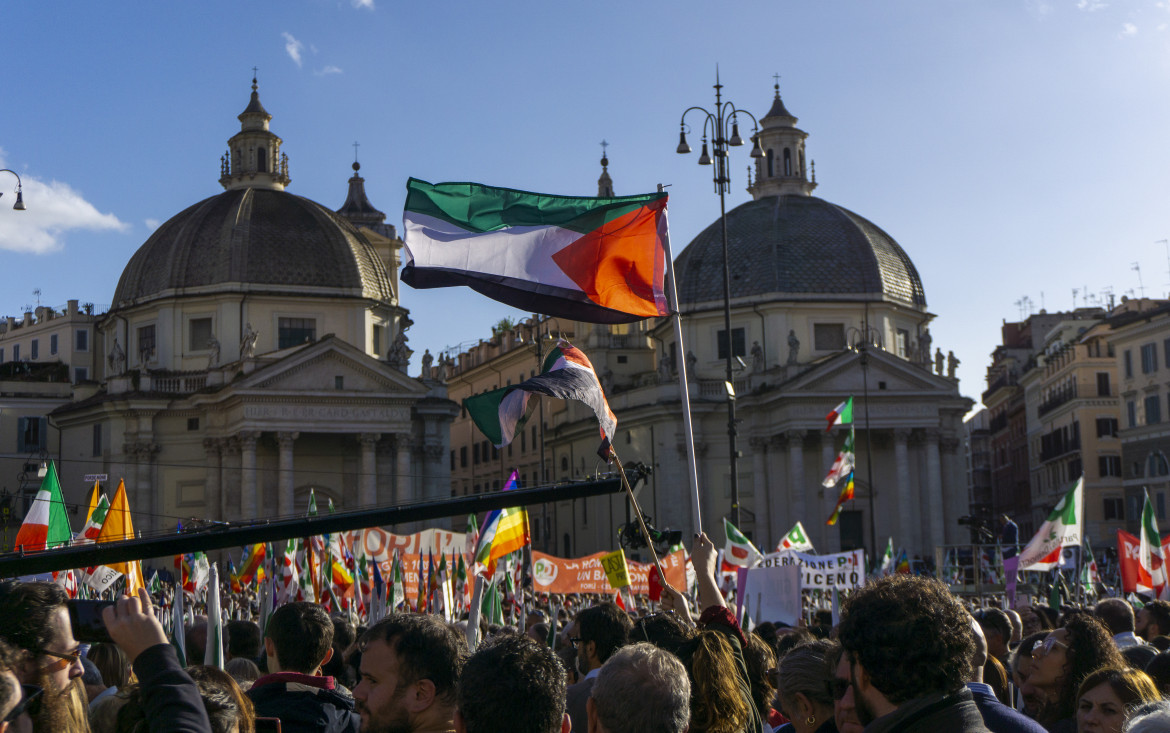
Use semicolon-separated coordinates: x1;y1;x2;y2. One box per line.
617;515;683;555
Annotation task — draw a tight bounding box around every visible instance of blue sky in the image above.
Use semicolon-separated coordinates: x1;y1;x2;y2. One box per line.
2;0;1170;407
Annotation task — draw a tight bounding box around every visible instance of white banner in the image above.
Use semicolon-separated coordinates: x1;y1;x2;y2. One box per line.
739;563;802;625
760;548;866;590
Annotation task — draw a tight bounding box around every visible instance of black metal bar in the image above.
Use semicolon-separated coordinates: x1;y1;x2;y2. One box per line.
0;474;635;577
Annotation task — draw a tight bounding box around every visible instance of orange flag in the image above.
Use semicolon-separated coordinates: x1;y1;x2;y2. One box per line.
94;479;146;594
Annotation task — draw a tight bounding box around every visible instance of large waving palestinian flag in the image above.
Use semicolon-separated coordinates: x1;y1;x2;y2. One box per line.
402;179;670;324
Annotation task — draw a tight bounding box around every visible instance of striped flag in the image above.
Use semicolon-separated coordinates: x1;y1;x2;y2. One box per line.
14;461;72;552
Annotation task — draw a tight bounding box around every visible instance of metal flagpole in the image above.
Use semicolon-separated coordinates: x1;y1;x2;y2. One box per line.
659;183;703;534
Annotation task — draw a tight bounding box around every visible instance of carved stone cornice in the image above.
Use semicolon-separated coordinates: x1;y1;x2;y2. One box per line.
239;431;260;451
358;433;381;448
221;436;241;456
423;444;445;461
276;431;300;448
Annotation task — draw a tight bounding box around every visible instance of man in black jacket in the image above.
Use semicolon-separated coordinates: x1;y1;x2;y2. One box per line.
838;575;991;733
247;601;360;733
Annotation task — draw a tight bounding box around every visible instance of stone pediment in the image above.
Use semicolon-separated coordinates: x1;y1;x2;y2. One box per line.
232;335;428;396
784;348;959;396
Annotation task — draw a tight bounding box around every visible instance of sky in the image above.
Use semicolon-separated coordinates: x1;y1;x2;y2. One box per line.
2;0;1170;410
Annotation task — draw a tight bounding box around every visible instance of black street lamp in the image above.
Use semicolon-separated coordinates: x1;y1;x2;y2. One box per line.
0;169;26;210
676;71;763;527
847;325;882;565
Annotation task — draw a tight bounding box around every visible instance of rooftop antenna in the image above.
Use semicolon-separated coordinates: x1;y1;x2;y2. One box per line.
1072;288;1079;308
1102;286;1115;310
1040;291;1045;311
1133;262;1146;298
32;288;41;307
1014;298;1024;320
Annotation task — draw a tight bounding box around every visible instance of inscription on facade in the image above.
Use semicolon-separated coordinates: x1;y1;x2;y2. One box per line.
243;404;408;422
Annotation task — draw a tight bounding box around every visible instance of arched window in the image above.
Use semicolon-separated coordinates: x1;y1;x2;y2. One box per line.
766;149;774;177
257;146;268;173
1149;451;1170;477
784;148;792;176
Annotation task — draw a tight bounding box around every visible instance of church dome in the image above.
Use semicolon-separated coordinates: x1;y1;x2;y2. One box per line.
112;187;394;307
674;194;926;308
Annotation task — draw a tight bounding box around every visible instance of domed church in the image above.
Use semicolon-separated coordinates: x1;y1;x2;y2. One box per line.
49;79;458;533
483;83;973;560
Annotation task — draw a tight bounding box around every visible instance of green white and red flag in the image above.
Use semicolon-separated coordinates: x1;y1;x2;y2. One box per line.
722;518;761;568
825;397;853;432
777;521;815;553
402;178;670;324
1139;490;1169;600
79;494;110;542
1019;477;1083;571
14;461;72;552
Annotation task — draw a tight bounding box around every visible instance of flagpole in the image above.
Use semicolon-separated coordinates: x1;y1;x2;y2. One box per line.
612;453;669;589
659;183;703;534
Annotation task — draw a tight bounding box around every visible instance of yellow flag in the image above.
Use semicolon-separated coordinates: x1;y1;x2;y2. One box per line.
84;481;101;525
95;479;146;594
599;549;631;589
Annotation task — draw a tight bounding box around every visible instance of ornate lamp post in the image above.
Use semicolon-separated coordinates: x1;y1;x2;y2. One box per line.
847;325;883;563
676;72;763;527
0;169;26;210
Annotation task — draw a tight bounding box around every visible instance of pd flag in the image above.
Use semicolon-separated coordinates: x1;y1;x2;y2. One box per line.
402;179;670;324
1018;477;1083;571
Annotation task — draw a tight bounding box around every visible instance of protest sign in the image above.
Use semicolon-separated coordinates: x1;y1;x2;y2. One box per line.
760;548;866;590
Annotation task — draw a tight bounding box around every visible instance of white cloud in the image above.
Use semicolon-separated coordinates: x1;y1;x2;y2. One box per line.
1159;22;1168;30
0;155;128;254
282;32;304;67
1076;0;1108;10
315;65;343;76
352;0;374;9
145;218;160;231
1120;22;1138;35
1026;0;1054;18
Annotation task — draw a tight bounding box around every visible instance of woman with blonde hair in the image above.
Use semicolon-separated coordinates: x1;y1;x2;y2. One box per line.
1075;667;1159;733
774;639;838;733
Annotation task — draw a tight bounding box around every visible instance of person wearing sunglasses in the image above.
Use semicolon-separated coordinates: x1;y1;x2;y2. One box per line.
1025;614;1124;733
0;580;89;732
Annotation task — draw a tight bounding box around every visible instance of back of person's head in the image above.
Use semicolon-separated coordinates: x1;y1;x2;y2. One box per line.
224;657;261;689
1150;635;1170;651
1145;600;1170;632
1144;650;1170;694
80;655;103;687
226;620;262;661
774;627;816;659
1095;598;1136;635
837;574;973;705
0;639;19;722
591;642;689;733
186;621;209;667
679;630;749;733
361;612;467;706
457;632;565;733
265;602;333;673
331;614;356;651
87;642;130;689
0;579;68;655
742;631;777;720
973;608;1012;647
1123;644;1158;670
983;654;1010;704
1076;666;1160;712
576;602;633;665
775;639;837;721
630;611;694;657
89;689;131;733
1125;699;1170;732
187;665;256;733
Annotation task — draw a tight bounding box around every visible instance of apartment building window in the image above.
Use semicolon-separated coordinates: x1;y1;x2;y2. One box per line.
1099;455;1122;477
1142;343;1158;374
1149;452;1170;477
717;327;746;360
473;443;480;465
11;345;18;361
1125;350;1133;378
0;348;5;362
92;424;102;457
49;334;58;355
278;317;316;349
1096;417;1119;438
1128;401;1138;428
75;329;89;351
30;340;38;360
74;367;88;383
1097;372;1110;397
520;429;526;452
137;325;156;362
1146;395;1162;425
1104;497;1124;520
1165;338;1170;367
814;323;846;351
460;446;467;468
17;417;47;452
450;450;455;470
189;317;213;351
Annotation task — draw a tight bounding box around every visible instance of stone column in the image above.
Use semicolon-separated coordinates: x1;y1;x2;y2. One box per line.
941;435;964;545
276;432;299;517
925;429;944;552
786;429;805;529
749;437;770;549
222;438;241;521
359;433;380;507
129;442;159;533
768;435;786;535
820;431;838;549
395;434;413;505
240;431;260;519
894;429;915;551
203;438;222;522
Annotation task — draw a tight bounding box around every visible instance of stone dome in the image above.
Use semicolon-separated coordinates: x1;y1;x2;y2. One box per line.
112;187;394;307
674;194;926;308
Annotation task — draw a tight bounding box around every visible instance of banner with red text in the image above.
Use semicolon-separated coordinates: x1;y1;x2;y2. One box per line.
531;549;687;595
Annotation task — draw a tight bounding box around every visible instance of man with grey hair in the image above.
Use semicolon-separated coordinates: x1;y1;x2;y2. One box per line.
586;642;689;733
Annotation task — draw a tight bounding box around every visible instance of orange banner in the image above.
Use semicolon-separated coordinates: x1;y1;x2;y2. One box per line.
532;549;687;596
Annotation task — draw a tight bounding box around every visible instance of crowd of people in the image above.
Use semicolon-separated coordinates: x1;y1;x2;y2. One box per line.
4;532;1170;733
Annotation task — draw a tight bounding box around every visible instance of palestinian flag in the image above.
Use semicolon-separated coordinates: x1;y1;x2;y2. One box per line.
777;521;815;553
826;397;853;432
14;461;72;552
722;518;761;568
464;340;615;448
402;178;670;324
1018;477;1083;571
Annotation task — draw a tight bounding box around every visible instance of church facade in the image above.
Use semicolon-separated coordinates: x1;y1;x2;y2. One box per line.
1;79;456;541
446;85;973;562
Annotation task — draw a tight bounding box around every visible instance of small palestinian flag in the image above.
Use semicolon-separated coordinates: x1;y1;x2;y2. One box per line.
402;178;670;324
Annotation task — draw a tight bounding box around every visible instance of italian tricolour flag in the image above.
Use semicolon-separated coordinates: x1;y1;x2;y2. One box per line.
401;179;670;323
1138;490;1170;600
723;518;761;568
826;397;853;432
14;461;72;552
1018;477;1083;571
